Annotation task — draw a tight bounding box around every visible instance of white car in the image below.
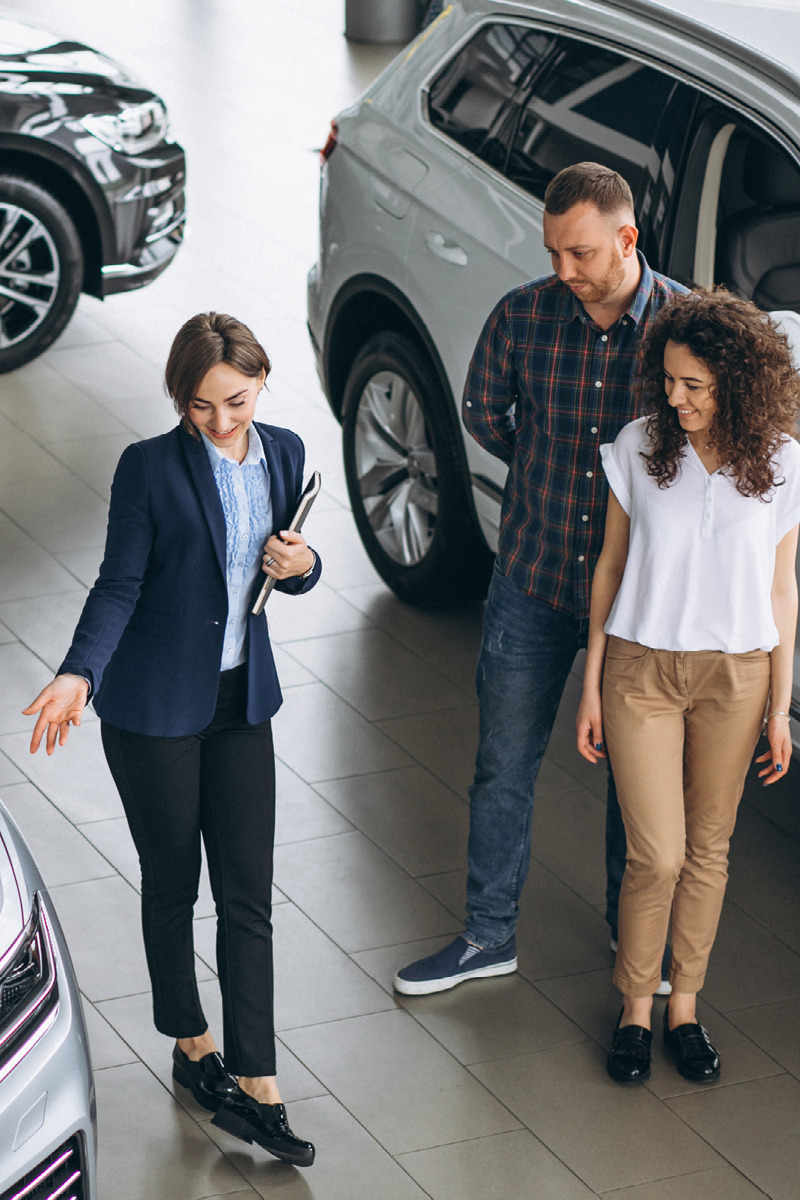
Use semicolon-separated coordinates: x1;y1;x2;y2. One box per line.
0;798;97;1198
308;0;800;737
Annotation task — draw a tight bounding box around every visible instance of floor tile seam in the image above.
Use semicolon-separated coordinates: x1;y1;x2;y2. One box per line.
48;865;145;907
277;616;479;700
270;602;379;646
304;760;467;801
2;779;124;885
0;587;94;625
733;804;800;849
659;1091;766;1179
266;1039;442;1195
275;779;469;870
246;890;424;1003
283;1003;529;1140
0;521;95;595
680;996;792;1078
717;895;800;971
286;681;476;724
105;1052;257;1191
0;502;104;565
543;751;609;800
526;852;611;917
273;998;401;1036
0;433;69;483
368;1003;566;1138
533;778;606;806
280;763;468;813
457;1030;592;1070
277;647;478;720
393;1127;603;1196
3;429;133;505
658;1063;790;1106
595;1164;770;1198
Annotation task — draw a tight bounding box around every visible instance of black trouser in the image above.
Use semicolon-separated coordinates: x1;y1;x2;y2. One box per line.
101;664;277;1076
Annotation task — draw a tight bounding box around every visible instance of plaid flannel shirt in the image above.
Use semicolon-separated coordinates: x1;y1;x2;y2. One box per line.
463;253;686;617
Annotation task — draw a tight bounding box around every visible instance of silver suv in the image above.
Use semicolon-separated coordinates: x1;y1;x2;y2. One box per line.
0;797;97;1198
308;0;800;612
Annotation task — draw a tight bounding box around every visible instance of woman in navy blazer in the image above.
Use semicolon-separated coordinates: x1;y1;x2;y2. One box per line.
25;313;320;1167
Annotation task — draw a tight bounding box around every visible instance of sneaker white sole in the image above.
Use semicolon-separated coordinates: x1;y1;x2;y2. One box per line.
654;979;672;996
392;958;518;996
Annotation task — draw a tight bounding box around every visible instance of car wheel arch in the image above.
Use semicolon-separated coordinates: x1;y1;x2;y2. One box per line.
324;274;455;422
0;139;110;296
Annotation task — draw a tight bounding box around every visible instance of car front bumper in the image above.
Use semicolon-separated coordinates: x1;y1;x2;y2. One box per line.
0;891;97;1199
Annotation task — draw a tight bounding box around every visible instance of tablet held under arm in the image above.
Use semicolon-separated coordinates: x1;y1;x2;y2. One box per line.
251;471;321;616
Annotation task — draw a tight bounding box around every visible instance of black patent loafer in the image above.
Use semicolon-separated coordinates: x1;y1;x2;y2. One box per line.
663;1010;720;1083
607;1019;652;1084
172;1045;238;1113
211;1088;315;1167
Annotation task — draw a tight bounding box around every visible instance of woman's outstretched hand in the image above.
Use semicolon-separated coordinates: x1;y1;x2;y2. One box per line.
756;713;792;785
576;686;607;763
22;674;90;755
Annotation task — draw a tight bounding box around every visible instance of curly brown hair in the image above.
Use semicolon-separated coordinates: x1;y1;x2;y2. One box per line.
639;288;800;497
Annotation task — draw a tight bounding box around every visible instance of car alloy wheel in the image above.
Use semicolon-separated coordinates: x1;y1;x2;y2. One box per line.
0;177;83;373
342;331;492;606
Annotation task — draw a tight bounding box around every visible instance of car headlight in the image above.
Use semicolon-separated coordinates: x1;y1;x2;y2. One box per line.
81;97;169;155
0;893;58;1082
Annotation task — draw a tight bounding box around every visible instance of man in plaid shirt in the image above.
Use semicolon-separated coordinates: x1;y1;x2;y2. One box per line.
395;163;686;995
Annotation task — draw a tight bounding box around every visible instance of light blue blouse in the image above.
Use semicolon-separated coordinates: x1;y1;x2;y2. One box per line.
202;426;273;670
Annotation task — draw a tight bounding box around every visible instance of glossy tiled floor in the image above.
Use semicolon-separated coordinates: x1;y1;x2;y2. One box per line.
3;3;800;1197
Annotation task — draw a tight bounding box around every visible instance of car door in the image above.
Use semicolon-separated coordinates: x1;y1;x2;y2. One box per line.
406;20;694;545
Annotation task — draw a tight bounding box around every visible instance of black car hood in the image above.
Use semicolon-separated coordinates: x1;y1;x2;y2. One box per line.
0;15;138;86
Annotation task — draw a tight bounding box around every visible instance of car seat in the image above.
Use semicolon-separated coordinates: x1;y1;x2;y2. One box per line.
717;139;800;311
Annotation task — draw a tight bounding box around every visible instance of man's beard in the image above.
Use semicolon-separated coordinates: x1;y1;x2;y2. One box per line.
572;248;626;304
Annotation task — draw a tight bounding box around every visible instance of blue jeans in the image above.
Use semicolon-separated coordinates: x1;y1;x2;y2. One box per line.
466;563;626;947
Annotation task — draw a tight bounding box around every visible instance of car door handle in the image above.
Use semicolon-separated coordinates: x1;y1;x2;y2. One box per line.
425;231;468;266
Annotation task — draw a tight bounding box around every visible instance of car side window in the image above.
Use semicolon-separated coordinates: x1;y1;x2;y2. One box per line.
670;107;800;315
427;24;555;171
507;38;684;202
715;131;800;314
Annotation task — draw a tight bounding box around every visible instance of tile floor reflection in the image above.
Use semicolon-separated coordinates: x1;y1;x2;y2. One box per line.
1;1;799;1196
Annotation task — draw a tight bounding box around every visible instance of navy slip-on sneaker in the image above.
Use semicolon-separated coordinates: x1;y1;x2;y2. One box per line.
393;935;517;995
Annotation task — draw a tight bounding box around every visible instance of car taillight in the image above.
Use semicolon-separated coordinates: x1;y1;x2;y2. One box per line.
320;120;338;163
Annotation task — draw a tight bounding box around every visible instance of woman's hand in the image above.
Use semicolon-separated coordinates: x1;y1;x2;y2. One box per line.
756;713;792;785
262;529;314;580
22;674;90;755
576;685;607;763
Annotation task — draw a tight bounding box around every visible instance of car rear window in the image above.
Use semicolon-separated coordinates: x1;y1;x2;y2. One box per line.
427;24;555;169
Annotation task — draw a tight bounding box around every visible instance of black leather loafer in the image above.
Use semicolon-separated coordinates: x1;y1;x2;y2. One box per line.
663;1009;720;1083
172;1045;237;1113
607;1017;652;1084
211;1087;315;1167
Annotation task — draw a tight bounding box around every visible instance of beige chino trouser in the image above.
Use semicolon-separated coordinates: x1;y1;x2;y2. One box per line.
602;637;770;998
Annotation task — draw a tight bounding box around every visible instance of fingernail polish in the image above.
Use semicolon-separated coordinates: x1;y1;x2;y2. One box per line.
595;743;603;751
776;763;783;772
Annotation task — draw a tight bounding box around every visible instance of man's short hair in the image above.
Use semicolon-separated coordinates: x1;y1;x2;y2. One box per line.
544;162;634;217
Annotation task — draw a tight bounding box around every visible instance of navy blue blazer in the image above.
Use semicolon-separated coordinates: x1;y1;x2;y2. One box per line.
59;421;321;736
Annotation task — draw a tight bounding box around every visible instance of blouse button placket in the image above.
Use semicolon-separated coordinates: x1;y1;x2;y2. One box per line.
702;476;714;538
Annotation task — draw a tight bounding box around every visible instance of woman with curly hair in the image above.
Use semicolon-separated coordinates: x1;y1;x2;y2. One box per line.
576;288;800;1086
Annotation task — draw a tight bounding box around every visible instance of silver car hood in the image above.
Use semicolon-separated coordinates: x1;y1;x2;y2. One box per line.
0;802;38;974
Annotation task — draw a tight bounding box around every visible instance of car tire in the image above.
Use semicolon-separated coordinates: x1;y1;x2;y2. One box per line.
342;331;493;607
0;176;83;373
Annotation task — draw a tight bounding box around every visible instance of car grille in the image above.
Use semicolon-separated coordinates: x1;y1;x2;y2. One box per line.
0;1134;87;1200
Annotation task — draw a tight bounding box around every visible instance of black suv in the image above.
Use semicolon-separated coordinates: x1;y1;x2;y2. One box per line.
0;15;185;372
